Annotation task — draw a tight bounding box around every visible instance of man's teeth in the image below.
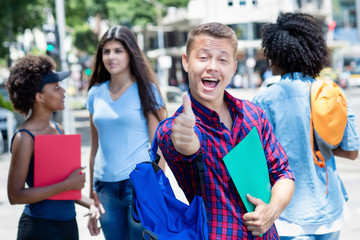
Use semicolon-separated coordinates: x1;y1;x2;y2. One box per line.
203;78;217;81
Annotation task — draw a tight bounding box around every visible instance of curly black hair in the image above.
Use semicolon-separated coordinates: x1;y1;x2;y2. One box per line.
261;12;329;78
6;55;56;115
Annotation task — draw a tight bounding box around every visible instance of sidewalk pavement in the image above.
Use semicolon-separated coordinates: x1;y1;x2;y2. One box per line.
0;146;187;240
0;107;186;240
0;146;105;240
2;148;360;239
1;104;359;239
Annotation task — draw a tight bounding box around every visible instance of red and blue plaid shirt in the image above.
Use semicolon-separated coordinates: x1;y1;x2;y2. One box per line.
156;91;295;239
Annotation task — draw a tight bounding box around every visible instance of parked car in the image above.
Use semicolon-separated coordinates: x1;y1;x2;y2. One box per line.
0;84;18;152
0;107;17;152
0;126;3;154
160;86;185;117
0;107;17;135
342;53;360;87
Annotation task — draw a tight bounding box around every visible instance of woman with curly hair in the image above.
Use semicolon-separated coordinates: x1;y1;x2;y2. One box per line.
85;25;166;239
253;12;359;240
6;55;104;240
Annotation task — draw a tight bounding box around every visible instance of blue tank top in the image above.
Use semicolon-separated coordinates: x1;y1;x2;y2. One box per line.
10;123;76;221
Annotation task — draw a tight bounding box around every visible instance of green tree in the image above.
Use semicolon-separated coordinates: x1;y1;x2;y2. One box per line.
91;0;189;27
0;0;49;63
0;0;190;63
73;24;98;54
71;0;189;55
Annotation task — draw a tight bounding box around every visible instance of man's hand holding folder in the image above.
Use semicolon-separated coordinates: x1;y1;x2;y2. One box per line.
223;127;295;236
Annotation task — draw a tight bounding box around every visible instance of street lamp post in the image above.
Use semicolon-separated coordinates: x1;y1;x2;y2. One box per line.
145;0;168;87
55;0;74;134
357;0;360;41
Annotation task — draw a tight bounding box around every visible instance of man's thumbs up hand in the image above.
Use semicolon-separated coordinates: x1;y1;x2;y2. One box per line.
171;94;199;155
182;93;194;118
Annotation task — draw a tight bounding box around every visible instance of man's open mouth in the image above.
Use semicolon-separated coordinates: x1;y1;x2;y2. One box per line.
202;77;219;88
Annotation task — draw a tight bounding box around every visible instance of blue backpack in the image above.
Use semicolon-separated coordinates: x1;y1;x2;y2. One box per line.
130;122;208;240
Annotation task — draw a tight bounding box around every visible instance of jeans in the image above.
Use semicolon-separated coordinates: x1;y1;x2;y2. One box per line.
95;179;144;240
280;231;340;240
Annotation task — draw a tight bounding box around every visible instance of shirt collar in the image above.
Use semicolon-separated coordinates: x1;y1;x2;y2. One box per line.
281;72;314;82
178;90;244;126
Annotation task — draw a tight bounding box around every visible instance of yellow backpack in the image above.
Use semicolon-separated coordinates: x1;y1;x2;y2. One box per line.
310;79;347;192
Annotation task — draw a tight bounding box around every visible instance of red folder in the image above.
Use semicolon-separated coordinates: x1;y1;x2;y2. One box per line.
34;134;81;200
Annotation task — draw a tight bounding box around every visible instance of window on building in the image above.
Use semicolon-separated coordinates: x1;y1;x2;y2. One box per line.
239;0;246;6
252;0;258;6
229;24;247;40
165;31;187;47
228;0;233;6
254;22;267;39
333;0;357;28
149;37;157;50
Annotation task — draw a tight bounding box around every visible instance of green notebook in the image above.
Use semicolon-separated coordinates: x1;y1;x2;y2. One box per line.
223;127;271;212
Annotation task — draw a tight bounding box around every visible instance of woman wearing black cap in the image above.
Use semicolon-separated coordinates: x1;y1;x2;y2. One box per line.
6;55;104;240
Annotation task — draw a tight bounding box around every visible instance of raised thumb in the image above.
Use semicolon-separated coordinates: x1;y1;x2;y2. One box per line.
182;94;193;116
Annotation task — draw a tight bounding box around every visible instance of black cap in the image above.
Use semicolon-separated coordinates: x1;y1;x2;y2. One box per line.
39;71;70;91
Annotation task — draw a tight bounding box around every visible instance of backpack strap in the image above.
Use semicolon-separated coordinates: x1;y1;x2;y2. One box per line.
309;83;326;168
309;82;328;194
194;152;205;196
150;117;205;196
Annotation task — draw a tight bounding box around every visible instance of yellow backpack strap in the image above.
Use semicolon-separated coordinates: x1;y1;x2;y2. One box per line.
309;82;328;194
309;82;326;168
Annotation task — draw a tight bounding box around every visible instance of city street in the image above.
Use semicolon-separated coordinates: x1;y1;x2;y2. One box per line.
0;87;359;239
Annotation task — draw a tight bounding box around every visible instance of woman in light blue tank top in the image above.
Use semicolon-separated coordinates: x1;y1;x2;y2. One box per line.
85;25;166;240
6;55;104;240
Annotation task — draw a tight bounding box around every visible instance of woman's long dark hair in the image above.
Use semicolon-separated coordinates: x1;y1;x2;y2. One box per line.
88;25;165;121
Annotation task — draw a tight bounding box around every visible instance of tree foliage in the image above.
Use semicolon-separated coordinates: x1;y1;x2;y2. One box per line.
0;0;49;60
71;0;189;55
0;0;190;62
65;0;90;28
105;0;189;27
73;24;98;54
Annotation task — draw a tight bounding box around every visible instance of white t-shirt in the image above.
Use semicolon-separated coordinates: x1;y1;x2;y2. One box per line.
275;202;350;236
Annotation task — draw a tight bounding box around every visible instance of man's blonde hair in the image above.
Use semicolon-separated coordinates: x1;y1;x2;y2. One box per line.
186;22;238;58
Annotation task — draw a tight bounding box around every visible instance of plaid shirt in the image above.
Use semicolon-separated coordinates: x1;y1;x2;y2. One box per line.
156;91;295;239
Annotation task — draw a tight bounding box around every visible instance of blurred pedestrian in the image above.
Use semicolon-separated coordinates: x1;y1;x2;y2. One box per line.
253;12;360;240
85;25;166;239
155;22;295;239
6;55;103;240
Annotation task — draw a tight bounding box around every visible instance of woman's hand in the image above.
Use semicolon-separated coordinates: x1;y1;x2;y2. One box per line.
65;167;86;190
88;216;101;236
87;191;105;235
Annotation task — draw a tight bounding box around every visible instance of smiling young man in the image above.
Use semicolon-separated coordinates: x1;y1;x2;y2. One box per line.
155;22;295;239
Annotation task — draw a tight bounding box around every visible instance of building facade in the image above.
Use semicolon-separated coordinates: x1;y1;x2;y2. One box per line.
133;0;359;88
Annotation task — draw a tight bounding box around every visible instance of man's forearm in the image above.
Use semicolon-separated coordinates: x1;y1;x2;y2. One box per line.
269;178;295;220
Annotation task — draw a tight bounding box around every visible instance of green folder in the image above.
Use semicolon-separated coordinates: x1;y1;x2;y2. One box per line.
223;127;271;212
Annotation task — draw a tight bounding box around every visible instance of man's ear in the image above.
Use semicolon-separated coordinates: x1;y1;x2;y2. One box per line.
182;54;189;73
233;60;238;75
